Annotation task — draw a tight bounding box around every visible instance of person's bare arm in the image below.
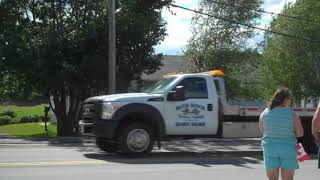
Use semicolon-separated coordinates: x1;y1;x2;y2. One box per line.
311;104;320;142
258;113;264;135
293;111;304;137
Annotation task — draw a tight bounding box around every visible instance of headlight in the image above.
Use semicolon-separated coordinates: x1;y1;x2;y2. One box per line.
101;102;123;119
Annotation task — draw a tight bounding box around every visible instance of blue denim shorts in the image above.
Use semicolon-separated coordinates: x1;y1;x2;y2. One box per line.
263;143;299;171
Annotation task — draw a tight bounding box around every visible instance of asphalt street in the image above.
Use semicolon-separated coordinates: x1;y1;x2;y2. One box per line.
0;141;319;180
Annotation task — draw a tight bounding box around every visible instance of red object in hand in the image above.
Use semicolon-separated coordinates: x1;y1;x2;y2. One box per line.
296;143;310;162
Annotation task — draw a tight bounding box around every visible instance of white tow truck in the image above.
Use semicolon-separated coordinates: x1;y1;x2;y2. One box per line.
79;70;317;154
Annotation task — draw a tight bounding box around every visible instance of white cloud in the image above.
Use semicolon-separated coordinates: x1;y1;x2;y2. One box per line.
262;0;296;12
155;0;297;55
253;0;297;46
155;0;198;55
259;0;296;25
175;0;196;7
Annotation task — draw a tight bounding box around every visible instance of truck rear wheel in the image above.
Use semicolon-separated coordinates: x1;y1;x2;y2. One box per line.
119;123;154;154
215;111;223;138
96;137;119;153
216;121;223;138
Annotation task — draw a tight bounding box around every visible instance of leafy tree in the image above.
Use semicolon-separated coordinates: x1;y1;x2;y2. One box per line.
225;49;263;99
0;71;40;101
262;0;320;100
116;0;169;91
0;0;171;136
184;0;263;99
0;0;42;101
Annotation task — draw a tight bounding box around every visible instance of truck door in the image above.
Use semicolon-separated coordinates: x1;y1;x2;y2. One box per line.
165;76;219;135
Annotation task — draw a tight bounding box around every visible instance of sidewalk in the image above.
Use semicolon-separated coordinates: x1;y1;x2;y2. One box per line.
0;134;263;155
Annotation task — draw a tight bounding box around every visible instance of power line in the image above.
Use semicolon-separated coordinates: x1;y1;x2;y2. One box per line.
170;4;320;43
208;0;317;24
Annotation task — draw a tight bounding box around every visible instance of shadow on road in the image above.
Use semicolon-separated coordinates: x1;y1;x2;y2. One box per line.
159;139;262;152
83;151;263;168
47;137;263;168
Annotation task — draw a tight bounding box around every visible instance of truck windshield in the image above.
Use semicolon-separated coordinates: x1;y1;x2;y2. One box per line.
144;77;177;94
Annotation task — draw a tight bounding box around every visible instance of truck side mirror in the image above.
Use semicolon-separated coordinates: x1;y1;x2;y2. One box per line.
167;86;185;101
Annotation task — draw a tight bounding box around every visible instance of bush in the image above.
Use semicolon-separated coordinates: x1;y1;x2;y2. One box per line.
0;110;17;118
40;116;51;122
0;115;13;125
9;118;20;124
20;115;41;123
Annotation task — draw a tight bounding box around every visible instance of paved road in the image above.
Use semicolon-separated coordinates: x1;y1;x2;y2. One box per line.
0;143;319;180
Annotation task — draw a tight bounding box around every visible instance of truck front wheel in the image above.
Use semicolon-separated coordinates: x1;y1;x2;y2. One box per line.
119;123;154;154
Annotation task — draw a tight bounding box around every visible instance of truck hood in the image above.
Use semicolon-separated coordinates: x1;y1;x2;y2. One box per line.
84;93;164;103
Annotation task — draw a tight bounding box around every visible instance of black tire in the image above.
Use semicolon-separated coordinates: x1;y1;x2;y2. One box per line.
96;137;119;153
216;121;223;138
119;123;154;154
215;111;224;138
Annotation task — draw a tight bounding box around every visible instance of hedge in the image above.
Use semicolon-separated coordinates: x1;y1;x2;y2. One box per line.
0;110;17;118
19;115;41;123
0;115;13;125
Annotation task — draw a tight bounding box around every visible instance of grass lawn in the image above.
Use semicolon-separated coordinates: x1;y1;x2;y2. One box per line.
0;122;57;138
0;104;45;118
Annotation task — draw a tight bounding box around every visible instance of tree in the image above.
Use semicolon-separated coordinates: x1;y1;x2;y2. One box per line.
262;0;320;100
0;0;171;136
116;0;169;91
224;49;263;99
184;0;263;99
0;0;44;101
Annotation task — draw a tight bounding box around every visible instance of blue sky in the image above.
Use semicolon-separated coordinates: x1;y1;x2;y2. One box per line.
155;0;296;55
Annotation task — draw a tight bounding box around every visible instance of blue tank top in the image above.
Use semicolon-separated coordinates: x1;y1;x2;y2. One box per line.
262;107;297;145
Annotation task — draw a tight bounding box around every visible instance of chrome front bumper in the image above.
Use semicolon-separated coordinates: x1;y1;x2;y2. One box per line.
79;120;94;136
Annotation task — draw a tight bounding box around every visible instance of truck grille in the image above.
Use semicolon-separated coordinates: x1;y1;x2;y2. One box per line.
82;102;100;121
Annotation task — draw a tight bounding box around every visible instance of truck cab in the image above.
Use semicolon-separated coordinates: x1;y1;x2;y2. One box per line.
79;70;224;153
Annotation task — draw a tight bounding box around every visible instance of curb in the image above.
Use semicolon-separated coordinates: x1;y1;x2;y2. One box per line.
0;135;95;144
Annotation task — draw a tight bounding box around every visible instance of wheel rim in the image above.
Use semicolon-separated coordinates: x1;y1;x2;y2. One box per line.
127;129;150;152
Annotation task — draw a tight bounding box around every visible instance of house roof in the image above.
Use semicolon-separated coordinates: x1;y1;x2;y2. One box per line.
142;55;188;81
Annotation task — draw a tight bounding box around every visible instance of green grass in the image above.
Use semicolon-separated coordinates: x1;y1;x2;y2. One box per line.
0;104;45;118
0;122;57;138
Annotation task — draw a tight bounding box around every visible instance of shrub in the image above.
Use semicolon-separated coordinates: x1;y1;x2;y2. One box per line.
10;118;20;124
0;110;17;118
0;115;13;125
20;115;41;123
40;116;51;122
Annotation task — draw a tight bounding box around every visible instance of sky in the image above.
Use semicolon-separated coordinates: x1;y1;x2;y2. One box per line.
155;0;297;55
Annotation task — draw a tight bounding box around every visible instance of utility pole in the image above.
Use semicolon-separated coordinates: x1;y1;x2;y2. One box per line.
108;0;116;94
